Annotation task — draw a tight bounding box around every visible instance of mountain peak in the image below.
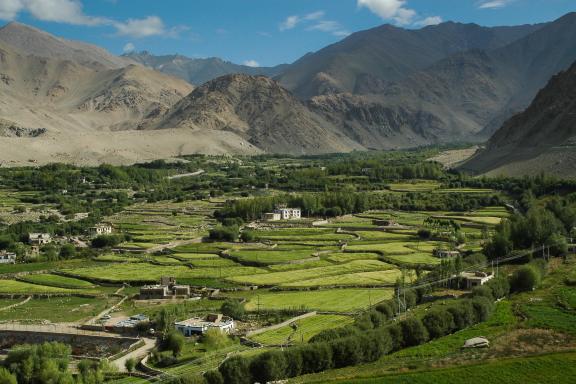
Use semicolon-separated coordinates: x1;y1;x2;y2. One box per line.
0;21;132;70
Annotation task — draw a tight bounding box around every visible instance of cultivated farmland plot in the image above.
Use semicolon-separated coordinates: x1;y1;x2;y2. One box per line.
244;288;393;312
250;314;354;345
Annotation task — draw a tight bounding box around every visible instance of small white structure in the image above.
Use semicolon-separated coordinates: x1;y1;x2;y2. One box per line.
89;224;113;237
433;249;461;258
274;206;301;220
460;271;494;290
263;212;282;222
29;233;52;245
0;251;16;264
175;314;235;336
463;337;490;348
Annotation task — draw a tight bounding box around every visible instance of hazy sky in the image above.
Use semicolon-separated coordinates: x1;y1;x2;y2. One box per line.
1;0;575;66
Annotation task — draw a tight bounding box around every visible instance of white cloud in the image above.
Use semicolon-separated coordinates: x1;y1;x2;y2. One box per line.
279;10;325;31
122;42;135;53
280;10;348;37
114;16;165;38
477;0;514;9
0;0;23;20
243;60;259;67
279;15;300;31
0;1;187;39
307;20;350;37
415;16;443;27
0;0;106;25
113;16;188;38
357;0;416;25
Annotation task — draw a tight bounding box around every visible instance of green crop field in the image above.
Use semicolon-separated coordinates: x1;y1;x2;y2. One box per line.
251;314;354;345
171;253;220;260
0;280;86;294
281;269;405;288
354;231;414;241
64;263;267;283
388;182;441;192
244;288;393;312
18;274;96;289
326;253;380;263
227;248;318;265
228;260;396;286
331;352;576;384
346;242;419;255
0;296;119;322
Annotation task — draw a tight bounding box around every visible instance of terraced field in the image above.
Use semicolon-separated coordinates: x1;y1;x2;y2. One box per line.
63;263;266;283
244;289;393;312
228;260;396;286
251;314;354;345
18;274;96;289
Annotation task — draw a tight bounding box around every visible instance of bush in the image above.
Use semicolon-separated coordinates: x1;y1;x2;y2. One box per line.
204;370;224;384
221;300;245;320
250;351;288;383
375;301;394;319
422;309;455;339
0;368;17;384
209;226;238;242
417;229;432;239
510;265;541;293
471;285;494;300
447;301;476;330
91;235;123;248
299;343;333;374
219;356;251;384
240;231;255;243
163;331;185;358
470;296;494;322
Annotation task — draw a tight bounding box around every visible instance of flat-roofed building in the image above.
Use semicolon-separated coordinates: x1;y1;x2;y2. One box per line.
175;314;235;336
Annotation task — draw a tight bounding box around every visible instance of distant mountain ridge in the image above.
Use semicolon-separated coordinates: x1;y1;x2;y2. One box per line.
124;51;287;86
276;21;545;99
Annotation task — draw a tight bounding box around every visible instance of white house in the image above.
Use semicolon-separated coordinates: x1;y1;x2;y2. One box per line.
0;251;16;264
460;271;494;290
273;207;301;220
89;224;113;237
175;314;235;336
29;233;52;245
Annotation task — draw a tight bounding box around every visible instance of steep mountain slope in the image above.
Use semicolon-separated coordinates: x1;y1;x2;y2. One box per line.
460;61;576;176
277;22;544;99
149;74;363;154
0;22;132;70
124;51;287;86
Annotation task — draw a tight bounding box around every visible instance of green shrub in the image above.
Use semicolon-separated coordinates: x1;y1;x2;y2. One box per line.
510;265;541;293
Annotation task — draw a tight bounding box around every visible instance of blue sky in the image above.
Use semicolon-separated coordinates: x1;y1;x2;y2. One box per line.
0;0;575;67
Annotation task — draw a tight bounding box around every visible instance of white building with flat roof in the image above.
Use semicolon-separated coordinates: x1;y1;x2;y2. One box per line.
274;207;301;220
175;314;235;336
0;251;16;264
461;271;494;290
29;233;52;245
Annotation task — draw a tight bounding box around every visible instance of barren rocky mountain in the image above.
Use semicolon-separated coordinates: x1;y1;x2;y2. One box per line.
149;74;363;154
125;51;287;86
0;22;132;70
300;13;576;149
276;21;544;99
460;61;576;176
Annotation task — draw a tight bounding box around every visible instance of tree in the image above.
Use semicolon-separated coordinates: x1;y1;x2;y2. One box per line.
422;309;455;339
125;358;137;374
0;368;17;384
59;244;76;259
204;370;224;384
164;331;185;358
219;356;251;384
510;265;541;292
250;351;288;383
399;318;429;347
239;230;255;243
221;300;245;320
